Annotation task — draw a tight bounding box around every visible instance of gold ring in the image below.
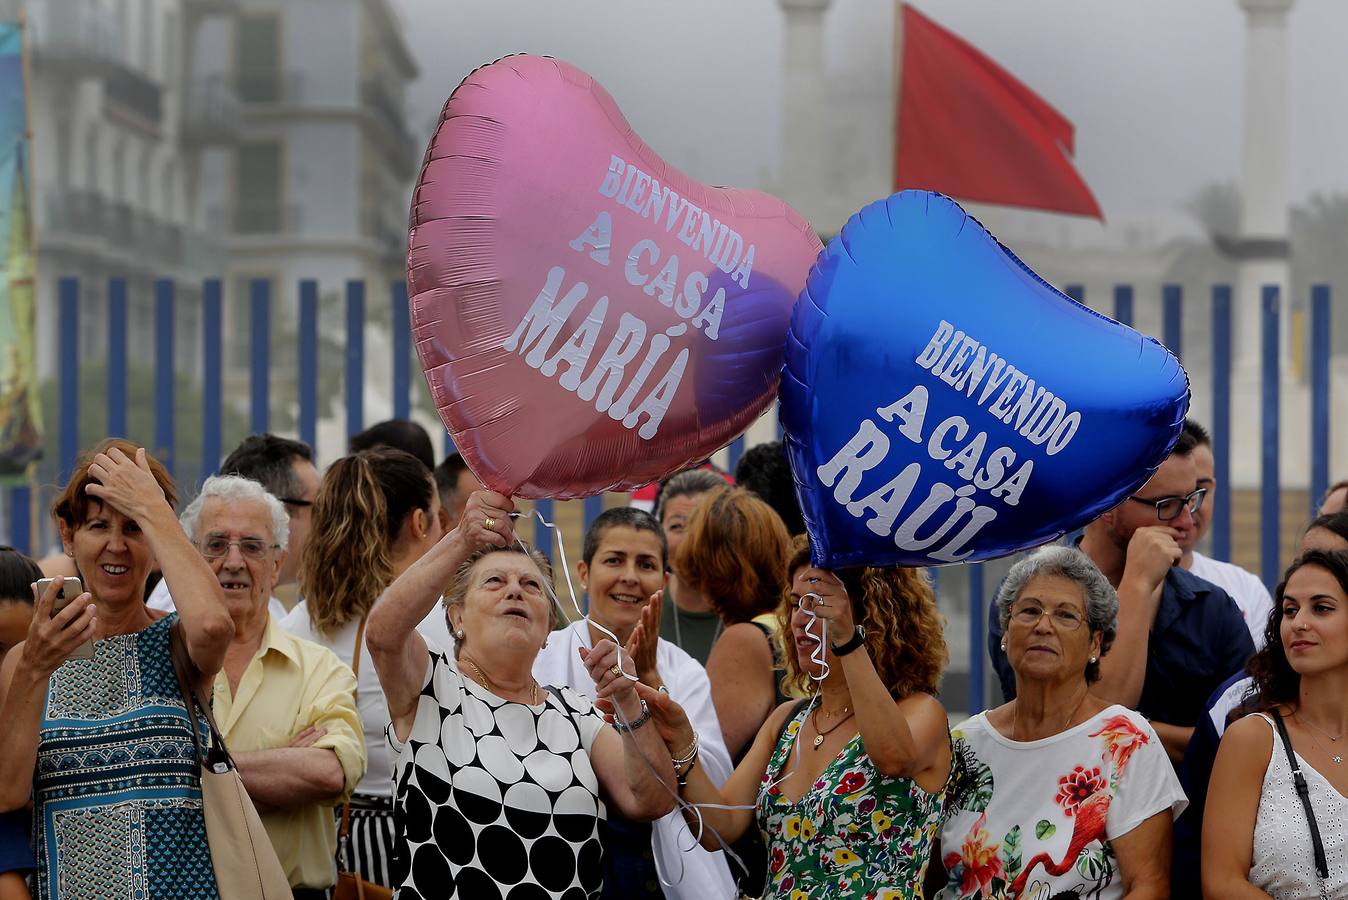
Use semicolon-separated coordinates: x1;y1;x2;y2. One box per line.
483;516;496;530
610;664;623;678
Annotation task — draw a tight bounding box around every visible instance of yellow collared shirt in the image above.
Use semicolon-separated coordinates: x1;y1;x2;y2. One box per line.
212;616;366;889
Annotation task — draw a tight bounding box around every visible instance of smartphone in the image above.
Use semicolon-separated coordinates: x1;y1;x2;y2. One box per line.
37;576;94;661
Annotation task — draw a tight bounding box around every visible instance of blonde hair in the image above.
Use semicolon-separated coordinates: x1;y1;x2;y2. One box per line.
301;449;433;636
778;535;947;699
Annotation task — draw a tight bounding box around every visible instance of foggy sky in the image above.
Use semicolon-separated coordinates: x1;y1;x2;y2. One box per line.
392;0;1348;227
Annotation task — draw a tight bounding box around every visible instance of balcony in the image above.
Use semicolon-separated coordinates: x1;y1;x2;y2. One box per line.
104;65;163;130
235;70;304;106
182;75;242;145
362;208;406;265
181;0;242;17
361;77;417;177
44;190;109;239
209;202;303;236
43;191;186;267
29;1;121;76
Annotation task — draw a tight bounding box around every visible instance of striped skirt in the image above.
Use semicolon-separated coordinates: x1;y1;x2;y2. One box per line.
339;794;397;888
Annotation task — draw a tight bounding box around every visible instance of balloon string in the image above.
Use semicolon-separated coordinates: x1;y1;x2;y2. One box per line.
514;506;836;887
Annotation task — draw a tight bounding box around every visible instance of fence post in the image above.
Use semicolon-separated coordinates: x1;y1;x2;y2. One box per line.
7;486;29;554
59;277;79;484
298;280;318;453
1113;285;1133;327
1163;284;1182;359
727;435;745;473
250;279;270;434
346;280;365;438
1212;286;1233;562
1311;284;1331;516
202;280;222;478
392;281;411;422
107;278;127;437
155;280;175;476
1261;285;1281;588
967;563;985;714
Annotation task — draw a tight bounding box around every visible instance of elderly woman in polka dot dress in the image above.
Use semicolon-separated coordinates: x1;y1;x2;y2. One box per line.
366;489;676;900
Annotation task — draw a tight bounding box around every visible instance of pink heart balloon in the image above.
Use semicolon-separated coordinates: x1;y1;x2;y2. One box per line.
408;55;822;499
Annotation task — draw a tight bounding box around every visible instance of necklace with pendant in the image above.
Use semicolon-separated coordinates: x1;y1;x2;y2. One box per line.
810;706;856;750
1295;714;1344;764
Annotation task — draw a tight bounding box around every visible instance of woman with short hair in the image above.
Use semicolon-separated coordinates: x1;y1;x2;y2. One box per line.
0;439;235;899
936;545;1184;900
366;490;676;899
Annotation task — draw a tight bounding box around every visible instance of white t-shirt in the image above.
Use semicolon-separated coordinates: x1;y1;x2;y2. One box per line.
532;620;738;900
146;576;287;622
938;706;1187;900
1189;552;1274;648
279;597;456;798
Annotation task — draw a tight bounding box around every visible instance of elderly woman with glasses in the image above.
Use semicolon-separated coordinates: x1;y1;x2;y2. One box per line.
936;546;1186;900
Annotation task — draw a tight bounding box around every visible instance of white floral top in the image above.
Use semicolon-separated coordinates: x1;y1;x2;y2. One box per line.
937;706;1186;900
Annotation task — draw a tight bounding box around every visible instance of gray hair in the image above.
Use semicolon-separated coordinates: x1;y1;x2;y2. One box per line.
181;475;290;549
996;545;1118;682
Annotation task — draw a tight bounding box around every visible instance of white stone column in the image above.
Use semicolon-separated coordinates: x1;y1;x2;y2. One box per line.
778;0;833;223
1231;0;1294;486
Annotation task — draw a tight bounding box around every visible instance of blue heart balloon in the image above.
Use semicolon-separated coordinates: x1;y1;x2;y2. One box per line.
781;191;1189;569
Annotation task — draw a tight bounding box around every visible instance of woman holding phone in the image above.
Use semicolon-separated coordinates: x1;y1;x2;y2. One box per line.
0;439;235;900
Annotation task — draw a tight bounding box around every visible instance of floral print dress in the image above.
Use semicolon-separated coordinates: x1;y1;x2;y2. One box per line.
754;704;948;899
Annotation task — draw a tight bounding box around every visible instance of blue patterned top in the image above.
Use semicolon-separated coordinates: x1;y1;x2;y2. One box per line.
34;613;219;900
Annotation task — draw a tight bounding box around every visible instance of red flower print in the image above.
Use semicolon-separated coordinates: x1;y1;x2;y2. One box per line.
1090;714;1150;773
770;846;786;874
1055;765;1105;816
835;771;867;795
857;795;877;817
945;812;1005;898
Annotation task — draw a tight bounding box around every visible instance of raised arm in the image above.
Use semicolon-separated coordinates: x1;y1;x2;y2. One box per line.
367;490;511;742
87;447;234;679
0;581;97;811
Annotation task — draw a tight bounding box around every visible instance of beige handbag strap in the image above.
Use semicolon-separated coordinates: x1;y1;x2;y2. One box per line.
338;614;369;846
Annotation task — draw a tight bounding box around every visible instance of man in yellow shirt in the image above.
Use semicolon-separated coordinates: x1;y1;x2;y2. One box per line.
180;475;366;898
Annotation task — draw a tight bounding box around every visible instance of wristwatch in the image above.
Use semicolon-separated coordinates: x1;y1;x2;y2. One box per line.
831;625;866;657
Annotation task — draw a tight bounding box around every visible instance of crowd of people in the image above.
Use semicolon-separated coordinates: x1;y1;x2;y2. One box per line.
0;416;1343;899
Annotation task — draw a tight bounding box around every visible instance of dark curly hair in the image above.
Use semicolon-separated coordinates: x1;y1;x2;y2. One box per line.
1249;549;1348;709
777;535;947;700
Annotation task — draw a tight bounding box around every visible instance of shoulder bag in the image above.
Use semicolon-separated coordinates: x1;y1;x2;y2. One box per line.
169;621;293;900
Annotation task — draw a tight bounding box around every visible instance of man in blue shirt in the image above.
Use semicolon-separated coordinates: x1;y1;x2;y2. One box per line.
988;433;1255;764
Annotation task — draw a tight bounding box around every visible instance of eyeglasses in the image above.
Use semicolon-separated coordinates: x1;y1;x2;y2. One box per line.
198;536;279;560
1009;602;1086;631
279;497;312;510
1127;487;1206;521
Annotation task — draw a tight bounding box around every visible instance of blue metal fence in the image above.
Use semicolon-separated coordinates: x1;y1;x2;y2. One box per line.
6;276;1336;714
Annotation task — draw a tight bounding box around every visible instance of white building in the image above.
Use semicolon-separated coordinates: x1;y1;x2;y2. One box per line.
20;0;236;381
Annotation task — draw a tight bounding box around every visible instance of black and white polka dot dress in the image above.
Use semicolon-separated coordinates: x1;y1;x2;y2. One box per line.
389;648;607;899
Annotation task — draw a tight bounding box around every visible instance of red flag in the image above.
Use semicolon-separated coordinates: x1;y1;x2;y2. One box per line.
895;5;1102;219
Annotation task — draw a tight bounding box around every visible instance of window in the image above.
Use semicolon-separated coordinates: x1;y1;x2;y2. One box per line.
235;141;282;233
235;15;280;102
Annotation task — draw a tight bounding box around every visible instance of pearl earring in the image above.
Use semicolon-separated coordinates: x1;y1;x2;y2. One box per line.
1089;656;1098;664
1000;643;1007;652
455;629;465;640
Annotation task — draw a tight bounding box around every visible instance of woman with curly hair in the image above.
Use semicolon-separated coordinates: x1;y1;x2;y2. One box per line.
623;534;955;898
674;486;793;762
1202;549;1348;899
936;545;1183;900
